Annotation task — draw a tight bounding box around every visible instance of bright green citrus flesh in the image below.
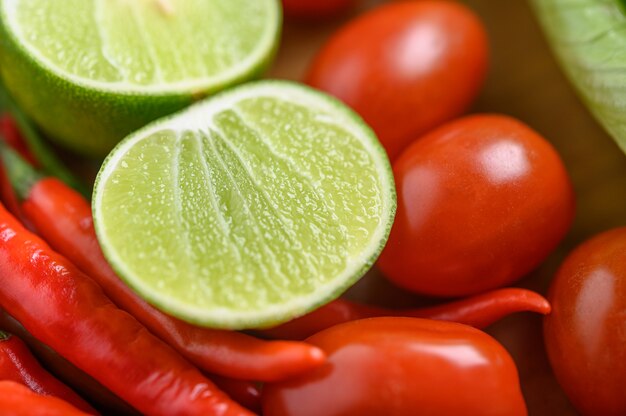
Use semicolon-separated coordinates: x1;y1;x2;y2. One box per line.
3;0;279;91
0;0;280;155
93;81;396;330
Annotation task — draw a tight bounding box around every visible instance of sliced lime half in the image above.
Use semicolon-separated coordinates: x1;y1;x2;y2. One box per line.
93;81;396;329
0;0;281;155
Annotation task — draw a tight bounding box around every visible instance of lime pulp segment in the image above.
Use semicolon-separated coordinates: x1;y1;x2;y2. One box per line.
93;81;396;329
2;0;280;93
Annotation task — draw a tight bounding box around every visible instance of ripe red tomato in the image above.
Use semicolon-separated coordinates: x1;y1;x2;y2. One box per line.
281;0;359;18
306;1;488;160
544;227;626;415
262;317;527;416
377;115;575;297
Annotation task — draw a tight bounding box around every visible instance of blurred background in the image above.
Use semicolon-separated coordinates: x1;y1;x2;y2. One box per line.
272;0;626;414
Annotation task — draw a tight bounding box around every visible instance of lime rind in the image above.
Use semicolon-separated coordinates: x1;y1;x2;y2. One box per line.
93;80;396;329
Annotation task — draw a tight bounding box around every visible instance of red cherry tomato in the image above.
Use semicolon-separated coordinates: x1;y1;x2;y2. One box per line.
377;115;575;297
281;0;359;19
544;227;626;415
306;1;488;160
262;317;527;416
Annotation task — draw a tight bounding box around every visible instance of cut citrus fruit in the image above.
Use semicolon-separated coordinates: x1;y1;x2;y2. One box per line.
0;0;281;156
93;81;396;329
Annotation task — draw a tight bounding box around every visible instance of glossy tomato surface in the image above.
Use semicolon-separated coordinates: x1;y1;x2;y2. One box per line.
282;0;359;18
262;317;527;416
306;0;488;160
544;227;626;416
377;115;575;297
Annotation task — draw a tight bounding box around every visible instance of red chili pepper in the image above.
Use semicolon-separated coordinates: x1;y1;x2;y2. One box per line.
0;161;22;220
0;201;252;416
0;380;91;416
211;375;262;414
0;120;38;222
0;330;97;414
259;288;551;340
0;309;140;416
0;143;325;382
0;90;89;197
262;318;528;416
0;114;38;166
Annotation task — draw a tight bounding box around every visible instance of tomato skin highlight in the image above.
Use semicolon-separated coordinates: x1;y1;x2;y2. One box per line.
306;0;488;160
282;0;358;18
377;115;575;297
544;228;626;416
262;317;527;416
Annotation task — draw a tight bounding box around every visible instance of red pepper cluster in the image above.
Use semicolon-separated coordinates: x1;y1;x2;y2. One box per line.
0;1;623;415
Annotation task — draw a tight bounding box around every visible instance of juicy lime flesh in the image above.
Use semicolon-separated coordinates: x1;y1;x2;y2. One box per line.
5;0;278;90
94;83;395;329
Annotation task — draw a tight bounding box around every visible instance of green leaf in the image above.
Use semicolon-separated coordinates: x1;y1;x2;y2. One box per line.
531;0;626;154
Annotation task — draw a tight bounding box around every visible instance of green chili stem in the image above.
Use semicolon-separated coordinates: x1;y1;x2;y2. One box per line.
0;138;43;200
0;82;90;198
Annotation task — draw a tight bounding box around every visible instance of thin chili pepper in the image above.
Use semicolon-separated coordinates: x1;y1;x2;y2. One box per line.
0;145;326;383
0;330;98;414
0;160;22;220
0;381;91;416
211;375;262;414
0;117;37;226
0;129;36;223
0;114;38;166
259;288;551;340
0;202;252;416
0;83;89;197
0;309;140;416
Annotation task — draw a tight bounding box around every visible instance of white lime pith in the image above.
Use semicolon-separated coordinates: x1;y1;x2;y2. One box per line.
93;81;396;330
0;0;281;155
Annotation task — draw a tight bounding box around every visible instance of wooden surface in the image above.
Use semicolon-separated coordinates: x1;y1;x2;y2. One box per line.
270;1;626;415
